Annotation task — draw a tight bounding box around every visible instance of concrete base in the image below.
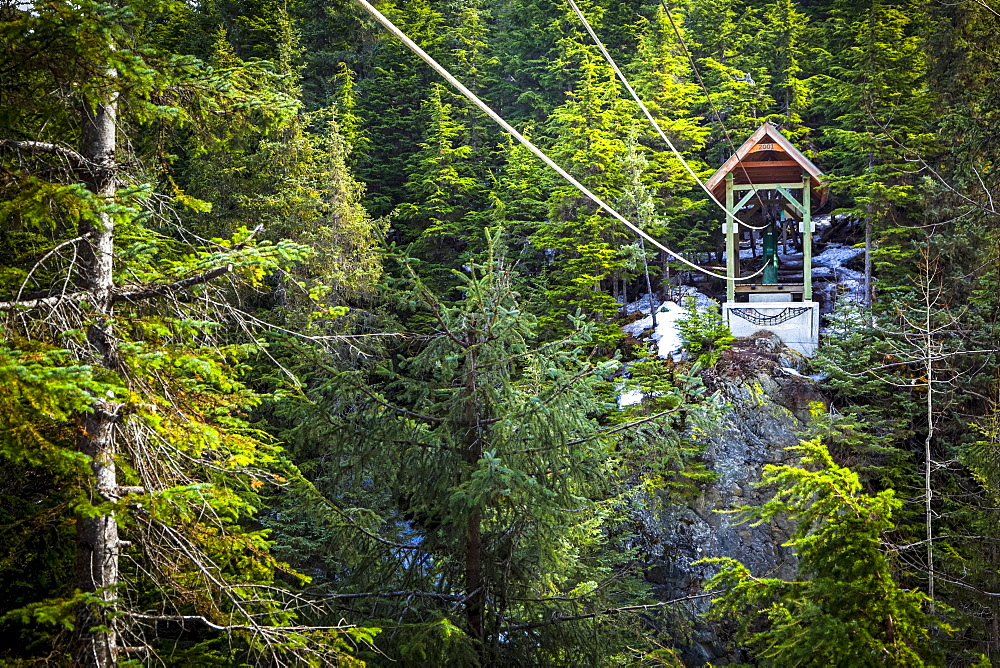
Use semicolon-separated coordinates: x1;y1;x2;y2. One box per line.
724;300;819;357
749;292;791;302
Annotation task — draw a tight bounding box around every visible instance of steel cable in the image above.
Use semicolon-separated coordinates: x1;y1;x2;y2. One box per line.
351;0;768;282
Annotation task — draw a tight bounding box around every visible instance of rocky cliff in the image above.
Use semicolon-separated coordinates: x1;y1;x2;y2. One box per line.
638;332;827;665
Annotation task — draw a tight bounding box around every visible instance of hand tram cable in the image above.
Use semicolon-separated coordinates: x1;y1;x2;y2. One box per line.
566;0;767;231
351;0;769;282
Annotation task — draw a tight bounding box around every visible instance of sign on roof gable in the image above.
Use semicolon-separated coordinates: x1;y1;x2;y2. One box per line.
705;122;826;206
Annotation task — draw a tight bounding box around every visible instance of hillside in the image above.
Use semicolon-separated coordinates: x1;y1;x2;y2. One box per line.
1;0;999;664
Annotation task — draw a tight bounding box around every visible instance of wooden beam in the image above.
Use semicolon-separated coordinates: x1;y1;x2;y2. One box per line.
735;189;758;210
726;173;735;302
704;122;826;199
733;159;804;168
802;172;812;301
748;143;781;153
733;183;805;191
776;186;807;214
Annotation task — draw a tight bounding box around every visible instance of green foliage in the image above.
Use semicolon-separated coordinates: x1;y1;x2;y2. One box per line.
702;439;946;666
395;85;487;289
0;0;384;662
616;344;721;500
811;299;924;489
4;0;1000;661
488;134;555;276
964;414;1000;500
0;344;116;467
533;29;643;344
267;231;665;664
675;297;733;366
355;0;449;216
815;0;936;282
0;345;105;654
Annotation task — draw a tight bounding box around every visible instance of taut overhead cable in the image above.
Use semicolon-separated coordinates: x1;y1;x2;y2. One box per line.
351;0;767;282
566;0;766;231
659;1;764;201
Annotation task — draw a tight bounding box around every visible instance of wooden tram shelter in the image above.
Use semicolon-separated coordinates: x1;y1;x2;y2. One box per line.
705;122;827;356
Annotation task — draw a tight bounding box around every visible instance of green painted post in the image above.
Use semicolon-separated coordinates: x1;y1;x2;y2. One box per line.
763;212;779;284
802;172;812;301
726;172;735;302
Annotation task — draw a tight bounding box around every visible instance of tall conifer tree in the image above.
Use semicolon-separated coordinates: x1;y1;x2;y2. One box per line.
0;1;376;662
397;85;487;289
536;21;641;342
290;234;658;663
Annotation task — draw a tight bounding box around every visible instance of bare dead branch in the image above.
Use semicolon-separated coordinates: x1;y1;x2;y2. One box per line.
13;233;92;300
0;265;232;311
112;264;232;303
126;612;357;633
0;138;90;167
325;590;463;602
499;591;722;633
0;293;71;311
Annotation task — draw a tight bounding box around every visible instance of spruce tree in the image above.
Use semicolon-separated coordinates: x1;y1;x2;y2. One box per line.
627;7;713;275
536;26;641;343
396;85;487;291
815;0;935;302
703;439;946;666
683;0;776;163
356;0;448;217
488;134;556;278
280;233;658;664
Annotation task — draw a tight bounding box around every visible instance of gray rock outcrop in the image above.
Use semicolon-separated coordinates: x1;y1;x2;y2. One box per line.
637;332;827;665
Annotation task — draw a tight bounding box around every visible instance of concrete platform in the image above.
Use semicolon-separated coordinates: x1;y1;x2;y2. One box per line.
723;301;819;357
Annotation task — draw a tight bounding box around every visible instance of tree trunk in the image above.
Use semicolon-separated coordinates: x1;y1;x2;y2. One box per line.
640;238;655;313
462;336;485;649
863;216;873;308
660;251;670;300
466;509;483;641
923;274;935;612
74;90;121;668
992;548;999;662
863;151;875;309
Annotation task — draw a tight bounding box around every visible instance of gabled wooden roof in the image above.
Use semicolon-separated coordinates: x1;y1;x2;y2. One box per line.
705;122;827;208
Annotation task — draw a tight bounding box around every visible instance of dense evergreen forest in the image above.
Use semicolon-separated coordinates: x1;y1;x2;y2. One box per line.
1;0;999;664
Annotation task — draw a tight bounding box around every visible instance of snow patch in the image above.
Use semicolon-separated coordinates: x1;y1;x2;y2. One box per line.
616;388;645;407
813;243;866;307
616;290;719;408
622;314;654;338
652;301;686;361
621;293;659;315
814;244;864;266
671;286;717;311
